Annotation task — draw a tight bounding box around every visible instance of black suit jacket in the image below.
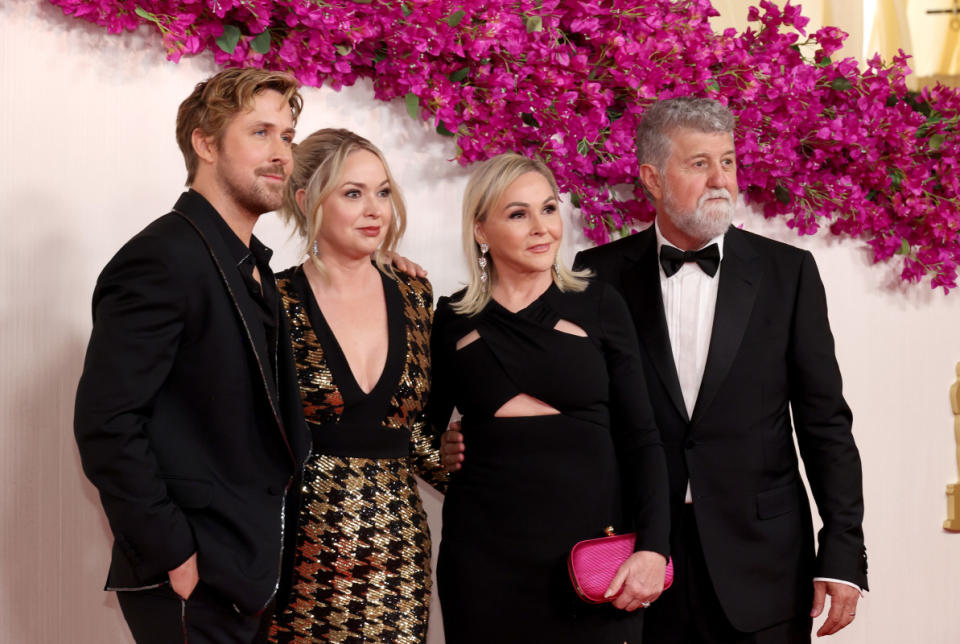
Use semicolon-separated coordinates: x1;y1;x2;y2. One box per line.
576;225;867;632
74;191;310;615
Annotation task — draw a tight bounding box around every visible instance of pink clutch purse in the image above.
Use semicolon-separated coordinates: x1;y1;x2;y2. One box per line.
568;527;674;604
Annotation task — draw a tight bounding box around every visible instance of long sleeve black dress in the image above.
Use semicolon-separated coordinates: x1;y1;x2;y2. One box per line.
430;280;669;643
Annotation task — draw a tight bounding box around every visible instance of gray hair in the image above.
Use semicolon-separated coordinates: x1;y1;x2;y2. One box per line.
636;97;736;171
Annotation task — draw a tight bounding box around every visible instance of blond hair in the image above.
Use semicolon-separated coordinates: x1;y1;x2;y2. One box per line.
176;68;302;185
454;153;591;316
282;128;406;277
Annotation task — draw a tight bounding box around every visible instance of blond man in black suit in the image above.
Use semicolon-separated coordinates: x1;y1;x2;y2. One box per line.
75;69;310;643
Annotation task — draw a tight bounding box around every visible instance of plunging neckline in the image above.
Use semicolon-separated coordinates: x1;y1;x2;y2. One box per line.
297;267;404;402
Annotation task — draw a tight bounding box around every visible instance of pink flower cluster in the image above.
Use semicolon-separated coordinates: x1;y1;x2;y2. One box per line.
49;0;960;290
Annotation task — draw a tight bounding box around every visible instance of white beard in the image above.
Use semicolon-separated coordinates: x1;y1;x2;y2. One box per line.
663;186;734;243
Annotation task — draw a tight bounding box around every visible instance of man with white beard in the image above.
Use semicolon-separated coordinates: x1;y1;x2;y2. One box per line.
575;97;868;643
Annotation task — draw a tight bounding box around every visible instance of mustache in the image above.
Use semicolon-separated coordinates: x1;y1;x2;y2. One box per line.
256;165;286;179
698;189;732;207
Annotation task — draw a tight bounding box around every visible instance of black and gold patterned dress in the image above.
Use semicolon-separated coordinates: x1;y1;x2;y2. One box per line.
269;266;446;644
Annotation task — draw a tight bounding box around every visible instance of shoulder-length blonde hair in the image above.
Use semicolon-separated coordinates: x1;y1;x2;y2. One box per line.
453;152;591;316
282;128;406;277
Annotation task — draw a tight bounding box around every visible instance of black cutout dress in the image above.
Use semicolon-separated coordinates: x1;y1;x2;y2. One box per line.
429;281;669;644
269;267;446;643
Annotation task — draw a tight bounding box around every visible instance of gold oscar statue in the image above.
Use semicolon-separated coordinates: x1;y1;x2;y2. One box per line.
946;361;960;532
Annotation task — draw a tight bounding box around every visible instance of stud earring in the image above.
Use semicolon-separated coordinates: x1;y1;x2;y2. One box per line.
478;243;489;286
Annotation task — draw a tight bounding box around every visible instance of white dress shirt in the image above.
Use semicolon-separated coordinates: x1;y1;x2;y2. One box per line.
654;221;723;504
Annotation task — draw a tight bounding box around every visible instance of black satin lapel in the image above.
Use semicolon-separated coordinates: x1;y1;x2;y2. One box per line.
622;234;689;423
172;206;282;416
692;229;761;423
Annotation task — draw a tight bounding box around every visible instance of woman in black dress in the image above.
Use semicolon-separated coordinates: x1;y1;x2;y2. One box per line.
268;129;446;643
430;153;670;643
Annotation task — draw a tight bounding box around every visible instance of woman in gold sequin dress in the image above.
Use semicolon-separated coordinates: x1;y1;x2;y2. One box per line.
268;129;446;643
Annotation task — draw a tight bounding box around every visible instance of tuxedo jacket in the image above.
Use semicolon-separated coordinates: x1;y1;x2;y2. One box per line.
576;225;867;632
74;191;310;615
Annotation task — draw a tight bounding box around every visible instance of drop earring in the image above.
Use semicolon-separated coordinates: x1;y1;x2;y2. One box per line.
553;258;563;286
311;239;319;257
478;243;489;286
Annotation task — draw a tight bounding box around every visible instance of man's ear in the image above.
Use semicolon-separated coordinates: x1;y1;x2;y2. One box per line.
638;163;663;201
192;128;217;165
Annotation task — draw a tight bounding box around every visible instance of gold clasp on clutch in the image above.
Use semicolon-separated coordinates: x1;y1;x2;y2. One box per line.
604;526;615;536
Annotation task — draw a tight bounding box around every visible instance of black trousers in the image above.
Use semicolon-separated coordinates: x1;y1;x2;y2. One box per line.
644;506;812;644
116;583;270;644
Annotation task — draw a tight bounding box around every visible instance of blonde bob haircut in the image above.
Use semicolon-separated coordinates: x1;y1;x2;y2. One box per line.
453;152;591;316
282;128;406;278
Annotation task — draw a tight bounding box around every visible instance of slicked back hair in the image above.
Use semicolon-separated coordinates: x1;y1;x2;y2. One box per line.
176;68;302;185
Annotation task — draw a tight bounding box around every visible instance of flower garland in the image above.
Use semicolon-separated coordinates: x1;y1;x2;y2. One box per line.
49;0;960;290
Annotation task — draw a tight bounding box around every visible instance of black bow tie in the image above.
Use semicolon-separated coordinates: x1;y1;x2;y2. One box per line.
659;243;720;278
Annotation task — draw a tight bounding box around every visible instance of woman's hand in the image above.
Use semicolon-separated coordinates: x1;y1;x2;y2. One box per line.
604;550;666;612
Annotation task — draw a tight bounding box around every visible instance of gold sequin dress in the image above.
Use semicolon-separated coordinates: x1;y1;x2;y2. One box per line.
269;267;446;644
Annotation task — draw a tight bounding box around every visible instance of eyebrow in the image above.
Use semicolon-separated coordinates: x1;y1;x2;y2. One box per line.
249;121;296;135
686;150;736;161
503;196;557;210
342;179;390;188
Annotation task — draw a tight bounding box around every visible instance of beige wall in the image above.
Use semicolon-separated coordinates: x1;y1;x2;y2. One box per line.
3;1;960;642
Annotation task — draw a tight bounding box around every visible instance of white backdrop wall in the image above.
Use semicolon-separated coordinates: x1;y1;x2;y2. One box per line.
2;2;959;642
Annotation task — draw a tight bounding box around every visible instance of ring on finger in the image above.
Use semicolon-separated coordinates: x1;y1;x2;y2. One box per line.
641;601;651;608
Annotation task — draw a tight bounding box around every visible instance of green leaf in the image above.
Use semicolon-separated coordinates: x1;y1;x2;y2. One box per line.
885;94;898;107
216;25;241;54
930;133;946;151
250;30;271;55
402;4;412;17
830;77;852;91
570;192;582;209
352;0;373;3
335;43;352;56
405;92;420;120
889;167;905;190
896;238;911;255
817;55;832;67
606;107;623;123
521;112;540;127
524;15;543;33
436;122;456;137
134;7;155;21
705;78;720;92
443;9;465;27
577;137;590;156
774;183;791;205
373;48;387;63
449;67;469;83
866;189;879;201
